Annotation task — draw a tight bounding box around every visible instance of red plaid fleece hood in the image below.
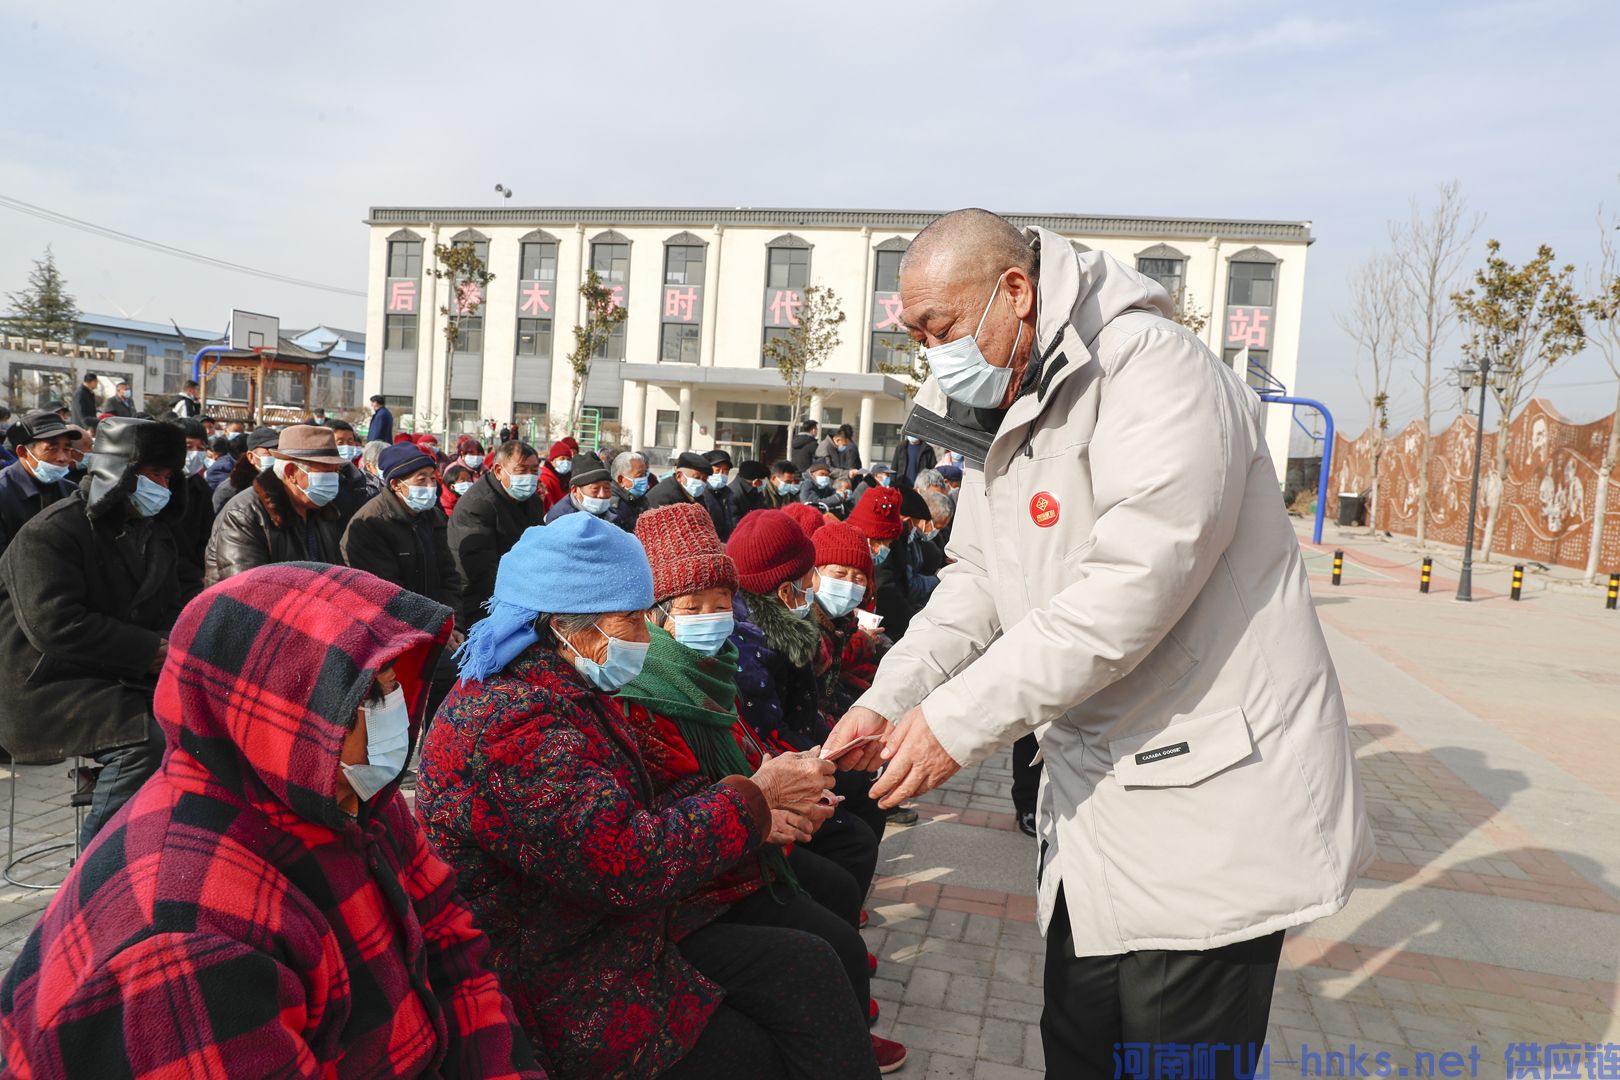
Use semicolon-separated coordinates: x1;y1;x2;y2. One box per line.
1;563;546;1079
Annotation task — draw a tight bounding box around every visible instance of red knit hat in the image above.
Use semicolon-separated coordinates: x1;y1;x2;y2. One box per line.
846;487;904;542
635;503;738;603
782;502;826;539
728;509;815;593
547;440;573;462
812;522;874;583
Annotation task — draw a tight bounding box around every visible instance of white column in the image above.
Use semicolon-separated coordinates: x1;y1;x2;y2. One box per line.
702;224;724;368
622;379;645;452
808;392;824;426
1204;235;1223;352
676;384;694;451
857;394;876;465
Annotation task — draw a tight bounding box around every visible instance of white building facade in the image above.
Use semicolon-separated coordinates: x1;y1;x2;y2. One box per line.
362;207;1311;478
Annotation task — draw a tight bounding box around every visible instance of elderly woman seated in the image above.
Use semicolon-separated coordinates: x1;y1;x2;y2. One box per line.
414;513;879;1080
0;563;543;1079
620;505;908;1073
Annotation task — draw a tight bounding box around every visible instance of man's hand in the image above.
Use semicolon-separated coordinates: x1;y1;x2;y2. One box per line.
823;706;891;771
149;639;169;675
870;705;961;809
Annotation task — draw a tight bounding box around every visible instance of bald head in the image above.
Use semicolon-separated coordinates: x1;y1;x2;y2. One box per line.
901;208;1036;289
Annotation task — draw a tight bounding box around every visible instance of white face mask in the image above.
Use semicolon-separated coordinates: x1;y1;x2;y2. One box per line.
921;271;1023;409
341;686;411;803
184;449;208;476
579;493;612;516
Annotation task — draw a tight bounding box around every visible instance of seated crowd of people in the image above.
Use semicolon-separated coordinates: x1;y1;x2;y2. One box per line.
0;395;971;1077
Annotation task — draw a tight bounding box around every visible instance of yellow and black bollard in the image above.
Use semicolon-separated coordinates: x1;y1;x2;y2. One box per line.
1511;565;1524;601
1331;551;1344;586
1608;573;1618;611
1420;557;1432;594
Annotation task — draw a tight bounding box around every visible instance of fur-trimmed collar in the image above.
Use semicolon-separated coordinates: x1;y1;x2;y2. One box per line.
253;468;338;529
741;590;819;668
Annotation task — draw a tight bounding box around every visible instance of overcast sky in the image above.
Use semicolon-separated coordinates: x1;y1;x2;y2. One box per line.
3;0;1617;444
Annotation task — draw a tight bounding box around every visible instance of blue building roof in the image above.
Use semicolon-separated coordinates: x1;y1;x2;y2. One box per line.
76;313;220;340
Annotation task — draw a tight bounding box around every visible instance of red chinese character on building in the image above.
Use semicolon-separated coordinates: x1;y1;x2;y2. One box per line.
454;281;484;315
769;289;802;328
665;286;698;322
1226;307;1271;349
875;293;904;330
520;282;552;316
387;279;417;314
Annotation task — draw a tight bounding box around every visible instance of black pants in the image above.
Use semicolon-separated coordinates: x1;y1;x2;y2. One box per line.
1011;734;1042;819
82;720;165;847
833;769;887;847
1043;887;1283;1080
799;802;878;901
665;922;878;1080
723;847;868;1011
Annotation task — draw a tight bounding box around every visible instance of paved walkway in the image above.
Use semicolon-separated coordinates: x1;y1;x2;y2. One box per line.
1;517;1617;1076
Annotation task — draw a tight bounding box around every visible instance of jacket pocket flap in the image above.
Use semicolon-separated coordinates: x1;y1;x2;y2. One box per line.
1109;707;1254;789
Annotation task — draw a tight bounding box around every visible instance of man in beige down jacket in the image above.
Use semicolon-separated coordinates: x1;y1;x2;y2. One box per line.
826;209;1372;1075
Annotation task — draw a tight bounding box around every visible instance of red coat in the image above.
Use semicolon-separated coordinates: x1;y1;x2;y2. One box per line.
0;563;543;1079
619;700;780;920
538;462;567;512
415;648;770;1080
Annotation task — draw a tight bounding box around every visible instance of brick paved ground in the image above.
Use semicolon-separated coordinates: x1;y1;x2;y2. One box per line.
2;518;1618;1076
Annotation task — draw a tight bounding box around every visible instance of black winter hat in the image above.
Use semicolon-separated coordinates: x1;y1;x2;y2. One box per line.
84;417;187;520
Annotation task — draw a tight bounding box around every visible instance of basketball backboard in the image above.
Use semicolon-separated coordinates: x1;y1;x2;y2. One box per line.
229;309;280;351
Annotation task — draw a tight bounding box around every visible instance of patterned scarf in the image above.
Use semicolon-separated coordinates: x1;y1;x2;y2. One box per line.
618;624;797;894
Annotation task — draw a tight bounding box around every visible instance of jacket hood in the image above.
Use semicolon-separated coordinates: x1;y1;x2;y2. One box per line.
82;416;187;521
153;562;453;832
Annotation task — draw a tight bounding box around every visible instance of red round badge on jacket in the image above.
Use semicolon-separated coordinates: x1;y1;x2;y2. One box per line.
1030;492;1060;528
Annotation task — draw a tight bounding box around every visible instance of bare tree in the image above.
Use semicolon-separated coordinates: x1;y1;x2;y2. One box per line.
1338;253;1409;531
1389;181;1480;546
1583;204;1620;582
1453;241;1585;560
564;270;627;433
764;286;846;424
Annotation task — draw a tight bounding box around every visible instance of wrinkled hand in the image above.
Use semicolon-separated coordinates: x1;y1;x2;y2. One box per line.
149;639;169;675
823;706;891;772
766;802;835;845
447;628;467;651
752;751;836;814
870;705;961;809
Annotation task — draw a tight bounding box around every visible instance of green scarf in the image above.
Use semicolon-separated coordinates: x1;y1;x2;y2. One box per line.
619;624;798;894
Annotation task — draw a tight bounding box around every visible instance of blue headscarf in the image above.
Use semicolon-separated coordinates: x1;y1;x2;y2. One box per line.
456;514;655;683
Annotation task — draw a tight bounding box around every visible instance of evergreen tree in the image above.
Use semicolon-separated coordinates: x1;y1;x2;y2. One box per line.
2;247;81;343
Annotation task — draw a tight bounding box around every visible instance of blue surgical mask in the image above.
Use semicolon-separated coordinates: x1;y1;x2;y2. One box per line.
706;473;727;490
506;473;539;500
921;271;1022;408
775;479;799;495
256;452;276;473
300;469;340;507
871;544;891;566
629;475;650;497
813;474;831;489
185;449;208;476
815;575;866;618
580;493;612;516
400;484;437;512
682;475;707;499
787;583;815;620
339;444;364;462
461;453;482;469
553;458;572;475
29;459;70;484
569;623;650;691
341;686;411;802
670;611;735;656
876;474;891;487
129;474;171;518
452;480;473;496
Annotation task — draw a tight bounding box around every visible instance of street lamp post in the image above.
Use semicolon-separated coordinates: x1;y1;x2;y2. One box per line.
1453;356;1512;602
